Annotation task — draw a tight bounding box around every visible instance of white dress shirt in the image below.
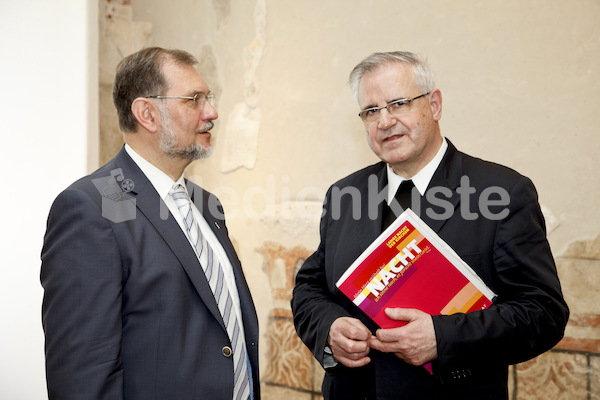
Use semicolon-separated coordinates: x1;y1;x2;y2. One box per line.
124;144;246;337
386;136;448;204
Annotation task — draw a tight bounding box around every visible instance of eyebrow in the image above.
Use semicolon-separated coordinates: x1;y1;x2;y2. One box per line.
361;96;409;111
389;96;409;103
186;89;211;97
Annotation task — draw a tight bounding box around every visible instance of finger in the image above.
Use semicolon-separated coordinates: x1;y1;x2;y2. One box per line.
333;337;370;356
369;336;411;363
330;317;371;343
373;325;405;343
369;335;398;351
341;318;372;341
337;347;370;361
368;336;385;351
331;338;371;368
384;307;418;321
336;354;371;369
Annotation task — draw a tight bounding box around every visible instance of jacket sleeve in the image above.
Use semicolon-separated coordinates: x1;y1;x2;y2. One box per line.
41;187;124;399
291;187;353;365
433;176;569;371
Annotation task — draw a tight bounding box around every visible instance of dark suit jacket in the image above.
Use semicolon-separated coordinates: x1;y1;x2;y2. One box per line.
291;140;568;400
41;147;260;400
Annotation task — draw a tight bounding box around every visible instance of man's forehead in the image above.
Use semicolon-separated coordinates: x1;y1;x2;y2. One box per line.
366;62;415;85
358;63;418;104
163;61;209;93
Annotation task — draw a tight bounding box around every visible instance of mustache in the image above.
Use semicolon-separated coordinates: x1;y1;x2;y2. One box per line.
197;121;214;133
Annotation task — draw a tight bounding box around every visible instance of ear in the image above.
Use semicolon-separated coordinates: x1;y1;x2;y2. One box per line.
429;89;442;121
131;97;160;133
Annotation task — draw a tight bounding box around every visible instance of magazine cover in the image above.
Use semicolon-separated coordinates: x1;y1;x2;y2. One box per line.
336;209;496;330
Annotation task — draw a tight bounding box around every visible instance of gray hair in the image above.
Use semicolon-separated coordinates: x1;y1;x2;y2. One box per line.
348;51;436;101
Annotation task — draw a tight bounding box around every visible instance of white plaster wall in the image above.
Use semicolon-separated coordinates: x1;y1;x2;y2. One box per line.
252;0;600;254
131;0;600;254
0;1;98;398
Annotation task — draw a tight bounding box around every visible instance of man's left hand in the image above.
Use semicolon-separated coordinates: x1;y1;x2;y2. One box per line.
368;308;438;366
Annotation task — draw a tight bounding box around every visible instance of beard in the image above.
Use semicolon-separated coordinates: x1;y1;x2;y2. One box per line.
158;104;214;161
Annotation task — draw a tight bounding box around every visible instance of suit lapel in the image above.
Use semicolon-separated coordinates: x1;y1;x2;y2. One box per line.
111;148;226;330
361;163;388;251
420;140;463;233
187;183;259;337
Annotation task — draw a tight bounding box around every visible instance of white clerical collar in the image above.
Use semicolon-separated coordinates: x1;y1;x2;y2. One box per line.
386;137;448;205
124;144;185;201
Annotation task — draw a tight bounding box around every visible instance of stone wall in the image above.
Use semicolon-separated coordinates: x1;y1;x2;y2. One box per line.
98;1;600;398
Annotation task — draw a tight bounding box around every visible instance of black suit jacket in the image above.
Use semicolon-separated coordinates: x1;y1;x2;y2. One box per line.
41;147;260;399
291;140;568;400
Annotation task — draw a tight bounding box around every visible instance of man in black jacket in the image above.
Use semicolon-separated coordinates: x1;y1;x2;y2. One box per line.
291;51;568;399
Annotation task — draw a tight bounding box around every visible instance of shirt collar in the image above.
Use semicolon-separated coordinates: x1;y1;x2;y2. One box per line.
386;137;448;205
124;144;186;200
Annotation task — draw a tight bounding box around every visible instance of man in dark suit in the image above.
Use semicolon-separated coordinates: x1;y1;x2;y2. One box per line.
41;47;260;399
291;51;568;399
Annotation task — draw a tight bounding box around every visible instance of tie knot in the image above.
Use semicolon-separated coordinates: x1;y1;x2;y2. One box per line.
170;183;191;203
170;183;187;195
397;179;415;195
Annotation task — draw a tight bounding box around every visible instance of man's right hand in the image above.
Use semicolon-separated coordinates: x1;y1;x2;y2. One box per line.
327;317;372;368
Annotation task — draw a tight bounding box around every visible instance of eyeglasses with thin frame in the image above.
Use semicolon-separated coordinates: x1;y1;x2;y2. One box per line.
146;92;216;110
358;92;430;123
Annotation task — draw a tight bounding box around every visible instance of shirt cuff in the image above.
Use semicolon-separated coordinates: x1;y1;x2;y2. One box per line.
323;345;338;369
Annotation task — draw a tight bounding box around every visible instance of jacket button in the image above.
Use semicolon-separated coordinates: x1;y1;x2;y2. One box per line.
222;346;232;357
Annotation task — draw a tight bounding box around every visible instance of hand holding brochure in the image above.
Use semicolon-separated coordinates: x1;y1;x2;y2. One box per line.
336;208;496;333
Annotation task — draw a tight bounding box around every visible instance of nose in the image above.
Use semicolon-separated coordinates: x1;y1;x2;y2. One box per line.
201;101;218;120
377;108;396;130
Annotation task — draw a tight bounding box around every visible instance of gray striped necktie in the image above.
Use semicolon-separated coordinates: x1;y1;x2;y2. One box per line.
170;184;250;400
